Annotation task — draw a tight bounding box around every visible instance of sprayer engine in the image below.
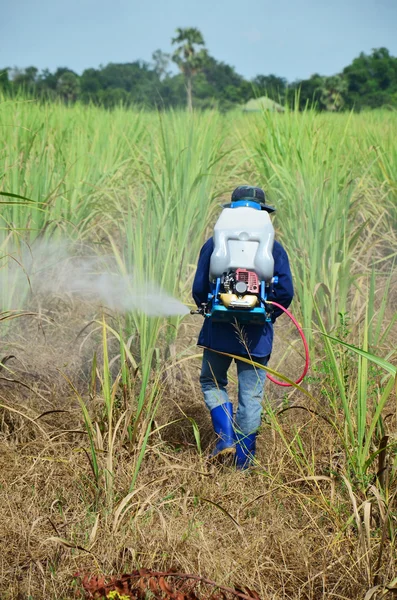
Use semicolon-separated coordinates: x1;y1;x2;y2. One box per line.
224;269;259;294
220;269;260;309
204;266;274;324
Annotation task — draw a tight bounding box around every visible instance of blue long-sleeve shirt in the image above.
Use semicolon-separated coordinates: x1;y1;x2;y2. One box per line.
192;237;294;358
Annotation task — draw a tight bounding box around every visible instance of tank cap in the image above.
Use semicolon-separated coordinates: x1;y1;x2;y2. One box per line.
230;200;261;210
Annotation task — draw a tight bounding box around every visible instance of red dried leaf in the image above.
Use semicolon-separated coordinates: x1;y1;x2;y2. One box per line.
148;577;159;593
137;577;148;592
159;576;175;596
244;587;260;599
80;574;110;599
121;573;137;583
184;591;200;600
114;579;131;595
76;570;262;600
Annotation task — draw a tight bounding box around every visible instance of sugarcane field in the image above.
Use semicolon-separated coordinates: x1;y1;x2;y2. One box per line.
0;99;395;600
1;15;397;598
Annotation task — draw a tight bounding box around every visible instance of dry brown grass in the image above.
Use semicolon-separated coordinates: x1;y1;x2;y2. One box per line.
1;333;396;600
0;281;396;600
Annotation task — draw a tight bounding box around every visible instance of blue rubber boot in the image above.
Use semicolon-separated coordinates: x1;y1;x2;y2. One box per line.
210;402;235;459
235;433;257;470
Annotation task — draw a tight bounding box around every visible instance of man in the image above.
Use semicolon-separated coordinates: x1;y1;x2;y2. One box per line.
192;185;294;469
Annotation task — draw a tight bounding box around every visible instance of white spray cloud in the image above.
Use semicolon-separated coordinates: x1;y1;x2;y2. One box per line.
2;241;189;317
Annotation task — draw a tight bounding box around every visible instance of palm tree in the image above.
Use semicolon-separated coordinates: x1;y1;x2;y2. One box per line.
172;27;208;111
56;71;80;103
317;75;347;111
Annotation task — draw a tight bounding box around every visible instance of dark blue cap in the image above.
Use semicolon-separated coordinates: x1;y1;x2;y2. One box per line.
223;185;276;213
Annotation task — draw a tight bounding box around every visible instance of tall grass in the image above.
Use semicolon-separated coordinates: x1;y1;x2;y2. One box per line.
0;97;396;598
242;108;396;344
0;99;149;310
102;111;231;446
0;99;149;233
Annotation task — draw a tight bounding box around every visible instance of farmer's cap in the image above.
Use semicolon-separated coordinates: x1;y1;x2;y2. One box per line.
223;185;276;213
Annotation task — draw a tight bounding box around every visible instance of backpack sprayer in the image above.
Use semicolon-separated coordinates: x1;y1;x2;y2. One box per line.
191;196;310;387
207;199;275;325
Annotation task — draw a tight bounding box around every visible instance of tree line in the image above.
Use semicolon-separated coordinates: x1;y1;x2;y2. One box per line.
1;28;396;112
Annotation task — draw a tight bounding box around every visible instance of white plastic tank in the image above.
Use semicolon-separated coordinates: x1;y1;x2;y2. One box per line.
209;207;275;282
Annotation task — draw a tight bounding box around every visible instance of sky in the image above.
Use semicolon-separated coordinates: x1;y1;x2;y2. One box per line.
1;0;397;82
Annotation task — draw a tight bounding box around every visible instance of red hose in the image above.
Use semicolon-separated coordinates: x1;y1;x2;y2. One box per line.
265;300;310;387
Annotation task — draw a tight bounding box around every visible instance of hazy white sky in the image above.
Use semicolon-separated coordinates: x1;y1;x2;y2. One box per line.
1;0;396;81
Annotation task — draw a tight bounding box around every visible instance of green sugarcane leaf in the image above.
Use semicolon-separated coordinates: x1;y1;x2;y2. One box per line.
320;333;396;376
0;191;43;204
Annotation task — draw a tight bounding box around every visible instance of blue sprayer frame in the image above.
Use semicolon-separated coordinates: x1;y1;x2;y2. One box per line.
205;277;278;324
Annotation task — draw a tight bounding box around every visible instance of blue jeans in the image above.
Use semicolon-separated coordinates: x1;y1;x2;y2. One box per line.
200;348;269;435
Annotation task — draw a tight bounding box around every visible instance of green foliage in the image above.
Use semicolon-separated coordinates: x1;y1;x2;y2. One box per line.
318;304;397;486
152;49;171;81
317;75;348;111
171;27;209;110
0;69;11;92
252;74;288;104
343;47;397;109
3;37;397;111
57;71;80;103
